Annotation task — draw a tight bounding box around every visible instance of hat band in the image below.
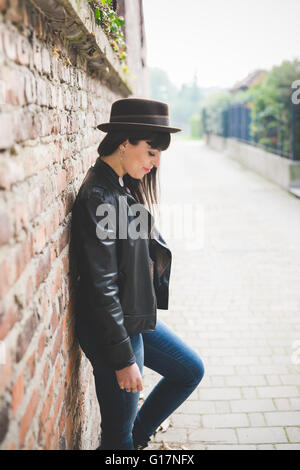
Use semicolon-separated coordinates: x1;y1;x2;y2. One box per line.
110;113;170;126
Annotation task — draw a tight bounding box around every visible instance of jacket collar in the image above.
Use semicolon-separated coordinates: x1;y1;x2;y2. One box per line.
93;157;127;193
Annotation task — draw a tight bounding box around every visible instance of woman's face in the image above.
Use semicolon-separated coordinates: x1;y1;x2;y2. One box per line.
122;139;161;179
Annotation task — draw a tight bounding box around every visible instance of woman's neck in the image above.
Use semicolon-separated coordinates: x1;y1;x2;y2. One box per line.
101;155;126;177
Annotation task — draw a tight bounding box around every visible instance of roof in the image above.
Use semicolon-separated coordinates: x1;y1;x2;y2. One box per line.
231;70;266;92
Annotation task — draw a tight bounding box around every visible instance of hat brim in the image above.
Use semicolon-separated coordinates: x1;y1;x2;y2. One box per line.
97;122;182;133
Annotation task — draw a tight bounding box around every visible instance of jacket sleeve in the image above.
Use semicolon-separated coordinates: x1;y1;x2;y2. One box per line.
76;190;136;370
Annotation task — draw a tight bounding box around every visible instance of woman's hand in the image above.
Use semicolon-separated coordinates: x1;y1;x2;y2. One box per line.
115;363;143;394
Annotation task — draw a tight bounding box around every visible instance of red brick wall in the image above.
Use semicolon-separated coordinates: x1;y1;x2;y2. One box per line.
0;0;144;449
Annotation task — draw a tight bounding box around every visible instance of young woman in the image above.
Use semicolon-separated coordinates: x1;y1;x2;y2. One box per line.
71;98;205;450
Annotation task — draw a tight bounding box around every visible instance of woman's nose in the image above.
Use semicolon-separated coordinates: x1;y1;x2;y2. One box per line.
152;154;161;168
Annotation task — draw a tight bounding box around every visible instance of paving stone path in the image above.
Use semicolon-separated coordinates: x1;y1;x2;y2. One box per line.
140;139;300;450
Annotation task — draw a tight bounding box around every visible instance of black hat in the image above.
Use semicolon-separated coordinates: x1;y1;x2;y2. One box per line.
97;98;182;133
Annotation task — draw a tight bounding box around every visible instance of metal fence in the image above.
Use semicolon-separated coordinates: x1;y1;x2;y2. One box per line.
203;100;300;161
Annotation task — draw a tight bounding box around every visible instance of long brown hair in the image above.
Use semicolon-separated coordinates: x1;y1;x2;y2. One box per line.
97;129;171;214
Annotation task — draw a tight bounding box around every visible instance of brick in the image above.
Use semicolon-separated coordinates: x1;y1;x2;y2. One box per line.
0;66;26;106
6;0;24;23
50;302;58;332
26;351;36;380
248;413;266;427
41;47;51;76
55;355;61;385
14;237;33;280
281;375;300;385
0;207;12;245
16;35;30;66
237;427;287;444
36;76;48;106
198;444;257;450
51;324;63;366
39;381;54;435
16;311;39;363
20;389;40;447
215;401;230;413
59;406;66;437
65;412;73;449
24;71;37;104
276;444;300;450
0;113;14;150
0;157;24;188
231;399;275;413
34;224;47;254
266;375;282;386
12;372;24;416
189;428;238;444
249;365;287;375
257;444;275;450
274;399;291;411
50;53;59;81
38;330;46;359
0;402;9;445
14;197;30;234
0;299;17;340
13;109;36;143
202;413;249;428
36;246;51;289
0;258;13;298
171;413;200;428
264;411;300;426
285;427;300;442
257;386;299;399
207;366;235;376
32;39;42;73
62;252;69;275
0;0;7;12
1;27;16;61
55;168;67;196
199;387;242;400
241;387;257;399
225;375;266;387
290;398;300;410
154;427;187;443
28;186;42;221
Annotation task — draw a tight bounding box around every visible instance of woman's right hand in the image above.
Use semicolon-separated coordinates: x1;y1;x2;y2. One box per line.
115;363;143;394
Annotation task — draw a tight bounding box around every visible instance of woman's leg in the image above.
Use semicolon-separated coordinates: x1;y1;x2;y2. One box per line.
132;317;205;449
92;332;144;450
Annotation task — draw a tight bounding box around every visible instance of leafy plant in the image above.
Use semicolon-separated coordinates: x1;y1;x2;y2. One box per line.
88;0;128;73
248;60;300;155
200;91;232;136
200;59;300;157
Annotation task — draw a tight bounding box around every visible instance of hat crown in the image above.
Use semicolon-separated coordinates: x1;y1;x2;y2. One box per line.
111;98;169;117
97;97;182;133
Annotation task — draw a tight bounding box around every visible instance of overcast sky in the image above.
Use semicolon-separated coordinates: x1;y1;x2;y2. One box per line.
142;0;300;90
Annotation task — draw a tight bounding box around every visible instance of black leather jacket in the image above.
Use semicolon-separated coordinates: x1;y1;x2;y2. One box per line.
71;157;172;370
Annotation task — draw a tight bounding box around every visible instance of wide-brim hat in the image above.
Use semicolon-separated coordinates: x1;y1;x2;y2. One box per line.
97;98;182;133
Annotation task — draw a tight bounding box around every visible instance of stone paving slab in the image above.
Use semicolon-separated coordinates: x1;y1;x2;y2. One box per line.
140;140;300;450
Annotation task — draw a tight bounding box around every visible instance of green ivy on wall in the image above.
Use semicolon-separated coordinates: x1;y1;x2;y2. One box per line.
88;0;129;75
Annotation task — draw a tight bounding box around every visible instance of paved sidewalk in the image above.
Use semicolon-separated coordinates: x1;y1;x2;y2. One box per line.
140;139;300;450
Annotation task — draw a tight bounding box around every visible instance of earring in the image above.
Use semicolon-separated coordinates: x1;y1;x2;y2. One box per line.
119;148;125;159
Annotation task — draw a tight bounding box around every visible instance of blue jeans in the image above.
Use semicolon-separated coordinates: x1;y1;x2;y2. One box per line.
92;317;205;450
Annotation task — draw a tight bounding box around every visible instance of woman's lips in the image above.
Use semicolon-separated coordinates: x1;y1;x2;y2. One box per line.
144;167;151;173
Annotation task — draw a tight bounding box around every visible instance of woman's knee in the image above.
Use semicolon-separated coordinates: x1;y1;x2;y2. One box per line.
189;356;205;386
